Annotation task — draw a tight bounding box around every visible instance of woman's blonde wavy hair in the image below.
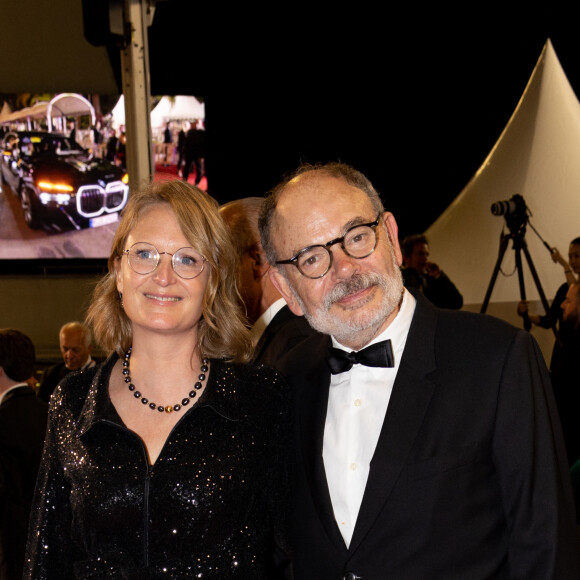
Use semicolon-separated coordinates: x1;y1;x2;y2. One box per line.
86;180;253;362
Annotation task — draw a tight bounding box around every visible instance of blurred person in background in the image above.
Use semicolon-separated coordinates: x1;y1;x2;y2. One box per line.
400;233;463;309
0;328;48;580
37;321;95;403
220;196;317;366
517;237;580;371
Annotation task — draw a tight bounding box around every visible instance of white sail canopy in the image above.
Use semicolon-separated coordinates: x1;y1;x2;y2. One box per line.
110;95;205;132
426;39;580;308
150;95;205;128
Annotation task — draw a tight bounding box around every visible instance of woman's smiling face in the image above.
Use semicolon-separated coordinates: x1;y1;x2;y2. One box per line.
115;203;209;339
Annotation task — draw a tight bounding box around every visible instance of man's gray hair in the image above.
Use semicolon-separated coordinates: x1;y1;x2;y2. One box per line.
60;321;92;348
258;161;384;267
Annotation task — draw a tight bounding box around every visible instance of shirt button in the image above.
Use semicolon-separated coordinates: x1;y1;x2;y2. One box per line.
354;398;362;407
350;462;358;471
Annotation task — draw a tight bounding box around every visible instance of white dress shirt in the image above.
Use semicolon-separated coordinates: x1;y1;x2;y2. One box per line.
323;288;416;547
83;357;96;371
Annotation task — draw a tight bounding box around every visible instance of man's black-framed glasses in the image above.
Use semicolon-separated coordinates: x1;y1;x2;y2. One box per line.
122;242;206;279
276;214;382;279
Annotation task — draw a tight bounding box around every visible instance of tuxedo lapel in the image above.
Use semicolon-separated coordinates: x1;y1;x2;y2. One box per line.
349;293;439;552
293;335;348;550
285;293;441;554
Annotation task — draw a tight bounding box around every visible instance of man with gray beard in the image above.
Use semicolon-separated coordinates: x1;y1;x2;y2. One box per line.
258;162;580;580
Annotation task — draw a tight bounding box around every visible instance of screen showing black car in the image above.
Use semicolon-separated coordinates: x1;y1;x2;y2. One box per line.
0;93;206;269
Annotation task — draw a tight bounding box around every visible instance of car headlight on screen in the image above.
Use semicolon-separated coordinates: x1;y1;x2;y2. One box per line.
37;180;74;205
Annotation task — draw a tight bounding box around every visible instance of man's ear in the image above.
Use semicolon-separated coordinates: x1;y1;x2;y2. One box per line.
383;212;403;266
249;245;270;279
268;267;304;316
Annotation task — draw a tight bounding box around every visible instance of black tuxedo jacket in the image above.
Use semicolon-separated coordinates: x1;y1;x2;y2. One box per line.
276;291;580;579
38;360;98;403
37;362;70;403
0;386;48;579
252;304;319;368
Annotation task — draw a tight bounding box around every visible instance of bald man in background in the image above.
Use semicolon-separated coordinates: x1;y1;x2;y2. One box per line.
220;197;317;366
38;321;96;403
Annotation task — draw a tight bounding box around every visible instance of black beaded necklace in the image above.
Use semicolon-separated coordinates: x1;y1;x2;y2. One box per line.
122;346;209;413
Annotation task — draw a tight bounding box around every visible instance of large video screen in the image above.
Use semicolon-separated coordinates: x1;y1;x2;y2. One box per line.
0;93;206;269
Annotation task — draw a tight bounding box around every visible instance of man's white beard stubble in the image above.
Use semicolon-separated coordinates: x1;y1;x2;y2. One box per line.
290;245;404;347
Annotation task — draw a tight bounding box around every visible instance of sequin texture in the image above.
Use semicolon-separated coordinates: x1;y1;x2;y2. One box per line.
24;354;291;578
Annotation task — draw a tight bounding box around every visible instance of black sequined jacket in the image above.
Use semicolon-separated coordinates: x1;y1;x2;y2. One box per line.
24;353;291;579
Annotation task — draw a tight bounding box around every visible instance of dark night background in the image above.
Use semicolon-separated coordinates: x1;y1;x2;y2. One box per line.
142;4;580;239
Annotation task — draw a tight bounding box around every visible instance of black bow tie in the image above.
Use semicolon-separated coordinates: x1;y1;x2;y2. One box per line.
325;340;395;375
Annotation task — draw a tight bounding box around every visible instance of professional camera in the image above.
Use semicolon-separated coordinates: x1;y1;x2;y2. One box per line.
490;194;529;234
490;194;527;217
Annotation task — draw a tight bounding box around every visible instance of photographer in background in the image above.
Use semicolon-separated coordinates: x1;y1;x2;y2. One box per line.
550;281;580;466
517;237;580;370
401;233;463;309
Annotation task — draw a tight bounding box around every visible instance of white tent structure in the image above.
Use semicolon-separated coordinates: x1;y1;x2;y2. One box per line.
0;93;95;132
150;96;172;129
46;92;96;131
0;101;50;128
110;95;205;132
425;39;580;360
150;95;205;130
110;95;126;131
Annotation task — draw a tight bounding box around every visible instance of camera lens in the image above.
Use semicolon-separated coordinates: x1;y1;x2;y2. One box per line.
491;200;516;216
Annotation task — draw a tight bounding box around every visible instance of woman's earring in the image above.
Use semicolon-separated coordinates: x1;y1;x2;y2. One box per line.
119;292;124;307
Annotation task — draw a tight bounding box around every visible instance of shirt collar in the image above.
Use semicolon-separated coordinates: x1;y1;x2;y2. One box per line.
80;356;95;370
0;382;30;405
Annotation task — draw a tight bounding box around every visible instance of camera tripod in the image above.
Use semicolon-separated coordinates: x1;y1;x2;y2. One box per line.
480;220;559;341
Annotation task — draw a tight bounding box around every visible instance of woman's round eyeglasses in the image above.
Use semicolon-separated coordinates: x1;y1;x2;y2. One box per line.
275;214;381;279
122;242;207;279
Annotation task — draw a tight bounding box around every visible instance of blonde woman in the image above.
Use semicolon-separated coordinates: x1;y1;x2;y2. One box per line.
25;180;290;579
